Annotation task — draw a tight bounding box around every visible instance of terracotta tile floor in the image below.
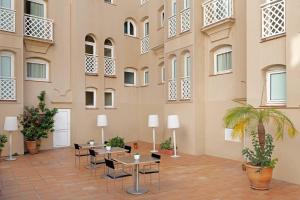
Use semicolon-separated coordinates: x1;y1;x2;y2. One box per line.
1;142;300;200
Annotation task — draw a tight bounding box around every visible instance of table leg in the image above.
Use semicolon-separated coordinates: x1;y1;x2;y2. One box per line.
127;164;148;195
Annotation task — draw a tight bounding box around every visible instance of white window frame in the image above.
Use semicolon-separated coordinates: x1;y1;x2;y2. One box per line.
104;39;114;58
184;0;190;9
160;10;165;27
0;0;14;9
184;53;191;78
0;51;14;78
171;57;177;80
85;88;97;108
143;20;149;37
85;35;96;55
214;46;232;75
104;89;115;108
124;68;137;86
143;68;149;86
124;19;137;37
172;0;177;16
266;69;286;105
161;65;166;83
25;58;49;81
26;0;47;17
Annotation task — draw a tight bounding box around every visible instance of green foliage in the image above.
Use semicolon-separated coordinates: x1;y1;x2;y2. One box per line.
19;91;58;141
242;132;278;168
0;135;8;150
107;136;125;148
160;137;173;150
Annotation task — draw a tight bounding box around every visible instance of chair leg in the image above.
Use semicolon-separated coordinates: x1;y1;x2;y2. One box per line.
158;173;160;190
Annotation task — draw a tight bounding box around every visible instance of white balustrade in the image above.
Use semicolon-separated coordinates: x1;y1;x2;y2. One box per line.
168;79;177;101
141;36;150;54
24;14;54;41
85;54;98;74
261;0;285;39
203;0;233;27
0;78;16;101
181;8;191;33
0;7;15;32
168;15;176;38
104;56;116;76
181;77;191;100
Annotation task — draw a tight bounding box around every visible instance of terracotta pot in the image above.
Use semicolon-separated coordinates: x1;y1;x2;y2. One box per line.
25;140;38;155
36;139;41;152
0;149;2;158
159;149;174;155
245;163;273;190
133;142;138;150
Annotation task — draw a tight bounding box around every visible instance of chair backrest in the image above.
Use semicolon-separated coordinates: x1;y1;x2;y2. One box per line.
105;158;115;169
89;149;96;157
152;153;161;163
74;143;80;150
124;145;132;153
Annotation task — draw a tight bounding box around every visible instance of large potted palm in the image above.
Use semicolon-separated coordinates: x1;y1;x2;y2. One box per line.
224;105;297;190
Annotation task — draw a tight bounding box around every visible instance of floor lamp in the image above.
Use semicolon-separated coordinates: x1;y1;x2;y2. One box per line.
168;115;180;158
4;116;18;161
148;115;159;153
97;115;107;145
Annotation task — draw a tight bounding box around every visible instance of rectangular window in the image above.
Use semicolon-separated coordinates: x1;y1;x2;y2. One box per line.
185;56;191;77
144;21;149;36
215;51;232;74
25;0;45;17
124;71;136;86
0;55;12;78
172;0;176;16
105;90;114;108
144;70;149;85
104;0;112;4
267;70;286;104
0;0;11;9
85;90;96;108
26;61;48;81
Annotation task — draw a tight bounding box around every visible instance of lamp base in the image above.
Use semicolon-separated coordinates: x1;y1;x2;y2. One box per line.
150;150;158;153
171;155;180;158
6;157;16;161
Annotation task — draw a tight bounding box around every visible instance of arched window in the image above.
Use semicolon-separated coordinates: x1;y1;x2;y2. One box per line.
0;51;14;78
171;57;177;80
0;0;13;9
104;39;114;58
85;35;96;55
26;58;49;81
160;10;165;27
266;67;286;105
171;0;176;16
143;67;149;86
214;46;232;74
184;53;191;77
85;88;96;108
143;19;149;37
25;0;46;17
124;68;137;86
124;19;136;37
104;89;115;108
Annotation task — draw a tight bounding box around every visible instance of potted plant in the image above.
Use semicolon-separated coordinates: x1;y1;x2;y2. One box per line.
107;136;125;148
0;134;8;157
224;105;297;190
19;91;57;154
134;152;140;160
159;137;174;155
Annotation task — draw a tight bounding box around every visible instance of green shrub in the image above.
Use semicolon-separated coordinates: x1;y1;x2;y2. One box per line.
107;136;125;148
160;137;173;150
0;135;8;150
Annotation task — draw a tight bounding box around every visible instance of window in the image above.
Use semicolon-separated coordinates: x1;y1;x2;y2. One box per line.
184;0;190;9
214;46;232;74
266;69;286;104
25;0;46;17
104;89;115;108
124;68;136;86
160;10;165;27
124;19;136;37
85;35;96;55
0;51;14;78
171;57;177;80
184;53;191;77
85;88;96;108
172;0;176;16
104;39;113;58
26;59;49;81
161;65;166;83
0;0;13;9
104;0;112;4
143;68;149;85
144;20;149;37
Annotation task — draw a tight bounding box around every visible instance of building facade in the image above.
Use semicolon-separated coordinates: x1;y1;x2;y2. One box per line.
0;0;299;184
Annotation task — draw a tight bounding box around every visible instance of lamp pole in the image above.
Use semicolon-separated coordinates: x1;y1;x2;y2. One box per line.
171;129;180;158
101;127;104;145
6;132;16;161
150;128;158;153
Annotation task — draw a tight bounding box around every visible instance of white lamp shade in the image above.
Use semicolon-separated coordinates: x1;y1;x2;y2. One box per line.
4;116;18;131
168;115;180;129
97;115;108;127
148;115;159;128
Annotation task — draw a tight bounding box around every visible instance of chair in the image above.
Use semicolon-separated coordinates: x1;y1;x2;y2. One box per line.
139;153;161;189
124;145;132;155
104;158;132;191
89;149;105;175
74;144;89;168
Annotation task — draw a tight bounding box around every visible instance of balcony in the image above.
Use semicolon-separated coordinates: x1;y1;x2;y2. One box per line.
261;0;285;39
180;77;191;100
0;77;16;101
85;54;98;75
168;79;177;101
104;56;116;76
181;8;191;33
0;7;15;32
168;15;176;38
203;0;233;27
24;14;54;41
141;36;150;54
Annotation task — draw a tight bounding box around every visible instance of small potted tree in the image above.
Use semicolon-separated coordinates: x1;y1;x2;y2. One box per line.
107;136;125;148
224;105;297;190
19;91;57;154
159;137;174;155
0;134;8;157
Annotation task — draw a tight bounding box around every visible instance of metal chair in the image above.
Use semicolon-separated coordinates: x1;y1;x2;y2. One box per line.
74;143;89;168
104;158;132;191
139;153;161;189
89;149;105;175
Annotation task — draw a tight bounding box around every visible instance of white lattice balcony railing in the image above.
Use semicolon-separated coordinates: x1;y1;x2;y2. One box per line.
85;54;98;74
168;79;177;101
261;0;285;39
203;0;233;27
0;7;15;32
181;77;191;100
168;15;176;38
0;78;16;101
104;56;116;76
140;0;149;5
181;8;191;33
24;14;54;41
141;36;150;54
